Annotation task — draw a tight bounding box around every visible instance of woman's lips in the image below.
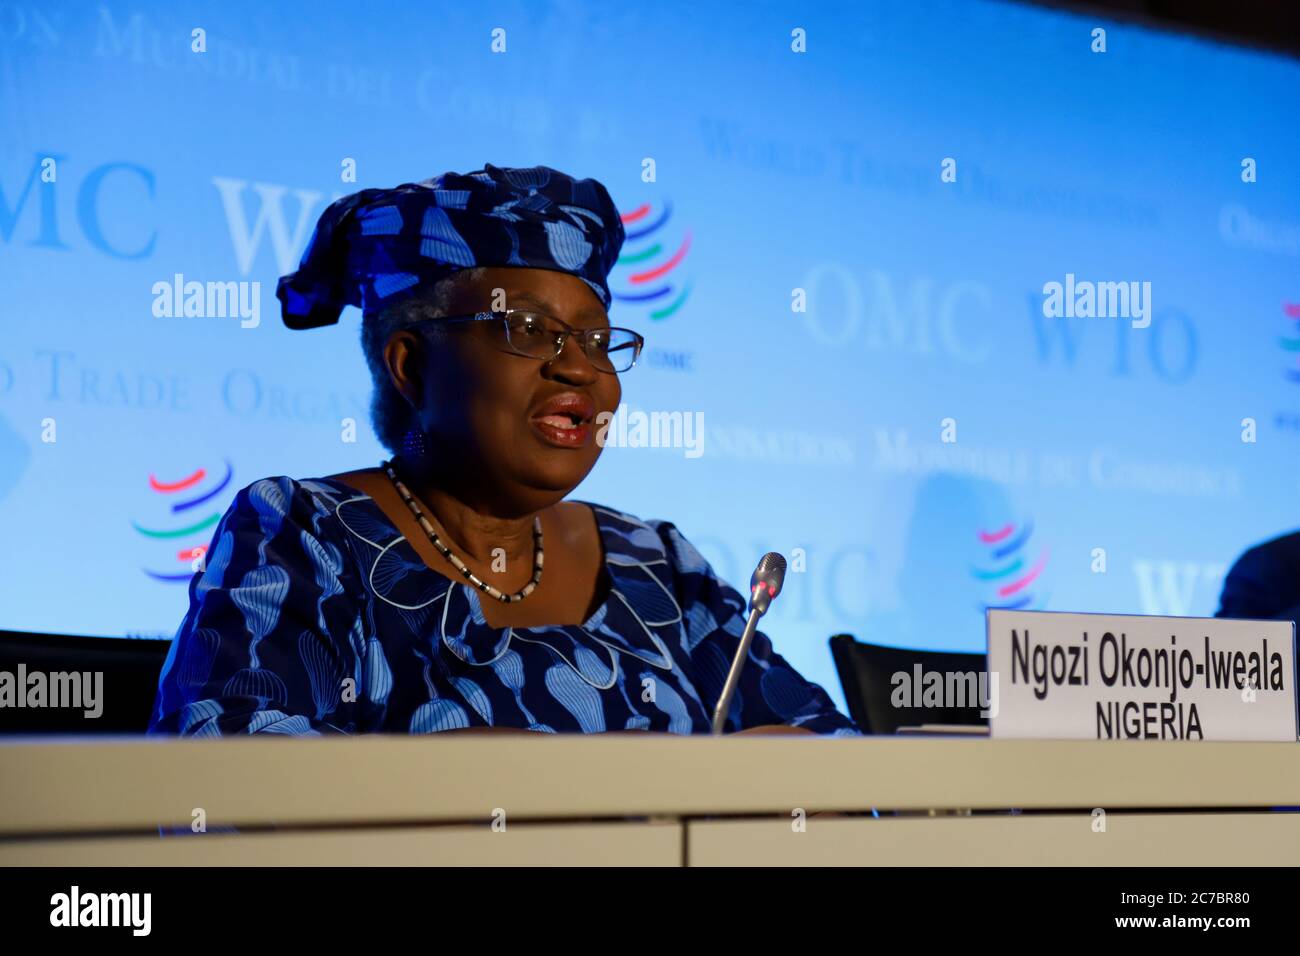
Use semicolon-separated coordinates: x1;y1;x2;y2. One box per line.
529;391;596;449
530;415;590;448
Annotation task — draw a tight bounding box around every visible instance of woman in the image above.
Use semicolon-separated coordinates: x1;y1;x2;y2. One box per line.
148;163;860;738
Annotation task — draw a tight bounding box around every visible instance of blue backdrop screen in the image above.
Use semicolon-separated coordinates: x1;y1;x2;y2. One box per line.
3;0;1299;708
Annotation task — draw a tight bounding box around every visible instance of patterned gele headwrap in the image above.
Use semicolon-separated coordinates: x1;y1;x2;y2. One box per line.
276;163;625;329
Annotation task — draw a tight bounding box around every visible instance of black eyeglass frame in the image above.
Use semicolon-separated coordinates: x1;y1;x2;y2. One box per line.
418;309;645;374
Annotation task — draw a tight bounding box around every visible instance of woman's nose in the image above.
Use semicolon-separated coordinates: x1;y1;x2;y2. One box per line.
543;333;600;383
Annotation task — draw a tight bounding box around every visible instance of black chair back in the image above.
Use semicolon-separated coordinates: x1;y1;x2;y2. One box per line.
829;634;988;735
0;630;171;734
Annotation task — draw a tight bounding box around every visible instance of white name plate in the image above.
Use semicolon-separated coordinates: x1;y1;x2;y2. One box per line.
987;610;1297;741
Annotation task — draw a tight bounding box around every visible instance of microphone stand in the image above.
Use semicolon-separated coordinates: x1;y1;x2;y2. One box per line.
710;585;770;735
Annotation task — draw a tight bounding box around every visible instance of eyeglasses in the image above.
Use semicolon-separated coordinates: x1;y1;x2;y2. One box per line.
428;309;645;374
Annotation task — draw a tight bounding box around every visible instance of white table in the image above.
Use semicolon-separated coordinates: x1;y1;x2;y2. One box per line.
2;735;1297;865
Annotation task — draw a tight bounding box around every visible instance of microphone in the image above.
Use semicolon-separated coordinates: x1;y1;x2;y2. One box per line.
711;552;787;735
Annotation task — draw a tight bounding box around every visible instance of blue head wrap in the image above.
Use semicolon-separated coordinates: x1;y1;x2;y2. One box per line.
276;163;625;329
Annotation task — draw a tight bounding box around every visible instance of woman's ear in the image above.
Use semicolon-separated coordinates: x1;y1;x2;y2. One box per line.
383;329;425;408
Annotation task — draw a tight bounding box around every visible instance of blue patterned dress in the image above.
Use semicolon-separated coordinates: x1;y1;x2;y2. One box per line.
148;476;862;737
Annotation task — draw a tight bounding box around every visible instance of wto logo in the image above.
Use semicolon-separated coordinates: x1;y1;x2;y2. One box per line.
972;520;1050;611
611;200;693;321
131;461;234;582
1280;301;1300;383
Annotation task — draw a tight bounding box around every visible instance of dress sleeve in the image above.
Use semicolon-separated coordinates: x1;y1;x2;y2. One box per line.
651;520;862;736
148;476;364;737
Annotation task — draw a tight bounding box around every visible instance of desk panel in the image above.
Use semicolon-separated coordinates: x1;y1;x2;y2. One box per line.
4;737;1299;836
0;820;682;866
687;813;1300;866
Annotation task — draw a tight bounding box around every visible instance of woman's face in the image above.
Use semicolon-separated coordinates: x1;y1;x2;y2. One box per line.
391;267;624;512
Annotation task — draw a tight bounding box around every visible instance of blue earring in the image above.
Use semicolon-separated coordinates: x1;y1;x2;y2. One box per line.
401;426;429;463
